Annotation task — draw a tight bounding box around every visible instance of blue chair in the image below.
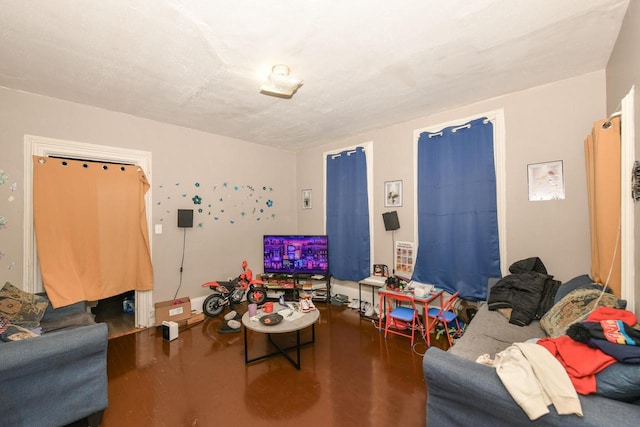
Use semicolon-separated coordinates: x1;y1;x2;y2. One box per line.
384;292;423;347
427;292;461;347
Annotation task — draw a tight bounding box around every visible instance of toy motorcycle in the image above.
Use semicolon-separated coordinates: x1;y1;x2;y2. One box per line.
201;260;267;317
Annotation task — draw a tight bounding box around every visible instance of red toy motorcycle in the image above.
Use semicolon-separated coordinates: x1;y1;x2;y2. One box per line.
201;261;267;317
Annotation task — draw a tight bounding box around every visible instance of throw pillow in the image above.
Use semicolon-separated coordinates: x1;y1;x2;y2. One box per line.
596;362;640;402
0;324;39;342
0;316;9;335
540;288;622;337
553;274;599;305
0;282;49;328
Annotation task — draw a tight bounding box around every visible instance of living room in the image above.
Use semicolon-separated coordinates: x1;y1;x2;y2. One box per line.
1;1;639;426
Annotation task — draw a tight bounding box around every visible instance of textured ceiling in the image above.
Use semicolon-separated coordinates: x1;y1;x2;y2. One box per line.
0;0;630;151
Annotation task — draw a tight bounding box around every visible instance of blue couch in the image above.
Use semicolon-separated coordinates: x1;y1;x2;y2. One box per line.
0;300;109;426
422;304;640;426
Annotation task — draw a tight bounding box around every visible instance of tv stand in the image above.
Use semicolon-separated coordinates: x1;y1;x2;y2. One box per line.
296;274;330;303
260;273;330;303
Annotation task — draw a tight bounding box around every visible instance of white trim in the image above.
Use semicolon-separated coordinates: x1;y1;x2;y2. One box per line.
412;109;507;275
323;142;375;272
24;135;154;327
620;86;635;314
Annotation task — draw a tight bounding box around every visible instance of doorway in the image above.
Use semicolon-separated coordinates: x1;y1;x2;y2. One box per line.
91;290;141;338
24;135;154;330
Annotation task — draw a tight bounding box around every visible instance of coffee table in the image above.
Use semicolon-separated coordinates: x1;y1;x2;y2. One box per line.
242;309;319;370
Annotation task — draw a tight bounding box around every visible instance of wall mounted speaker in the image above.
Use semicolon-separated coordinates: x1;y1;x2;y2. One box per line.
177;209;194;228
382;211;400;231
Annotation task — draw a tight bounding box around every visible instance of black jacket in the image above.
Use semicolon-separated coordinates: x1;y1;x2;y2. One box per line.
487;257;560;326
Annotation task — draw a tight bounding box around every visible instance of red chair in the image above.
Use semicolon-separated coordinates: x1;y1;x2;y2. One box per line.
427;291;462;347
384;292;424;347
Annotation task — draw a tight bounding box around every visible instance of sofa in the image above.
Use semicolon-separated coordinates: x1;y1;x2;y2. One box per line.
422;275;640;426
0;284;109;427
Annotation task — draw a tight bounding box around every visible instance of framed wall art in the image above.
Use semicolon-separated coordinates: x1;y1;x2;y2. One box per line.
384;180;403;207
527;160;565;201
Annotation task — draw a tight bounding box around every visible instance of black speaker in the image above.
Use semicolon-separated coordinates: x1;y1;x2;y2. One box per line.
177;209;193;228
382;211;400;231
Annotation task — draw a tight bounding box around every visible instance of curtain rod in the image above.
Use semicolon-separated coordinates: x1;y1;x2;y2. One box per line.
602;111;621;130
427;117;492;138
330;147;363;158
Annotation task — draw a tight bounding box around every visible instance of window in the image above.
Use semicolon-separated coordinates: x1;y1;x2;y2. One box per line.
412;111;505;299
324;144;373;281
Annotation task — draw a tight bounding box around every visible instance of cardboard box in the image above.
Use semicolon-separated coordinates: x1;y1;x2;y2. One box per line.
175;311;206;330
155;297;191;326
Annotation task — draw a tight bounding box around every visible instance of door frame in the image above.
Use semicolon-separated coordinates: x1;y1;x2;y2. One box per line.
620;86;636;314
23;135;154;328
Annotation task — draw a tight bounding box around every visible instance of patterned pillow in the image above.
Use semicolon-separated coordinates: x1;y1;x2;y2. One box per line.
0;324;39;342
0;282;49;328
540;288;623;337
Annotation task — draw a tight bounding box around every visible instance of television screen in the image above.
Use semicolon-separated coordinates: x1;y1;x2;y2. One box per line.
263;235;329;275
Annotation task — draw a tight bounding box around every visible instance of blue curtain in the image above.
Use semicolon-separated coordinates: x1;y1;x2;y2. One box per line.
326;147;371;281
413;118;501;300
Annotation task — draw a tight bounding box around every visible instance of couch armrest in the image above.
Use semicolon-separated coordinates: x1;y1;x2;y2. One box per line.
423;347;640;427
0;322;109;426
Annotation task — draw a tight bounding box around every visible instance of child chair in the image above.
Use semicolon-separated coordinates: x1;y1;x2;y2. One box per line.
427;291;462;347
384;292;424;347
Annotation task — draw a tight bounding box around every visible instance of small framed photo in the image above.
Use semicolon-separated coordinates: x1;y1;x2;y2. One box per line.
527;160;565;201
302;189;312;209
384;180;403;207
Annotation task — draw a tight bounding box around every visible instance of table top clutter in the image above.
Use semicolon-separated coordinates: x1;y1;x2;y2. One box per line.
242;302;319;334
378;285;446;346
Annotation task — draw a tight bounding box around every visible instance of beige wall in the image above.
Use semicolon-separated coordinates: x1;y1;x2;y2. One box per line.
0;71;619;304
297;71;607;289
0;87;296;302
606;0;640;313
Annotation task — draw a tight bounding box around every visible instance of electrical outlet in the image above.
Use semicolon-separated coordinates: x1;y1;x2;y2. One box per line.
155;224;162;234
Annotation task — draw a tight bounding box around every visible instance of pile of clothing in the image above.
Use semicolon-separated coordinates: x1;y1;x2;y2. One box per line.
488;257;560;326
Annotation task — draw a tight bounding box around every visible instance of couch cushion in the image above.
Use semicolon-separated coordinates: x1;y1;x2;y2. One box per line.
40;312;96;333
0;282;49;327
596;362;640;402
554;274;598;304
449;303;546;361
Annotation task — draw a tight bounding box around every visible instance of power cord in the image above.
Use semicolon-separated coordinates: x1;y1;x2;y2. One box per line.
575;217;621;323
173;227;187;302
374;316;430;356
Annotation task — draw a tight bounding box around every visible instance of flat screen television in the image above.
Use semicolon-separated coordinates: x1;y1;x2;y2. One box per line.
263;235;329;275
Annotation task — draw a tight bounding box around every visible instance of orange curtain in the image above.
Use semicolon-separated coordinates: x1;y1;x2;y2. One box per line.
33;156;153;308
584;117;621;296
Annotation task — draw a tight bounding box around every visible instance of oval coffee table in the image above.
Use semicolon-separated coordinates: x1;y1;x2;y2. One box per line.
242;308;319;370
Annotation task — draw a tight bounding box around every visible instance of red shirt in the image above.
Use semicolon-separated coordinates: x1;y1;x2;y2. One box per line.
537;335;616;394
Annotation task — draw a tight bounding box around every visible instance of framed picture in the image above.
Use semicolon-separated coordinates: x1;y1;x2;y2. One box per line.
384;180;403;207
302;189;312;209
527;160;565;201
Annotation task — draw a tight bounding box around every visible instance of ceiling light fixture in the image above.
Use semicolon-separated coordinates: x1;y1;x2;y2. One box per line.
260;64;303;99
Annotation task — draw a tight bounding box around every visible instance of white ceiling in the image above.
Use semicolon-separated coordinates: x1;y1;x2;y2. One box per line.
0;0;630;151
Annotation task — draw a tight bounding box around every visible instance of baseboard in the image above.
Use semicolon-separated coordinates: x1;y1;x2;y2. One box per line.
190;295;206;313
